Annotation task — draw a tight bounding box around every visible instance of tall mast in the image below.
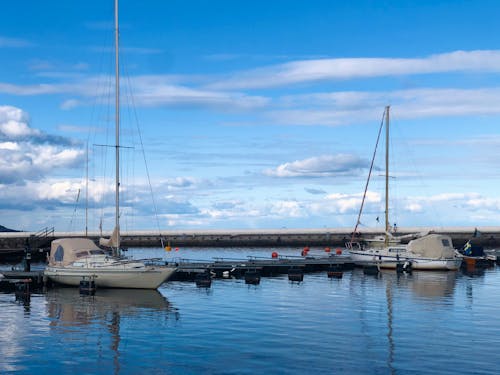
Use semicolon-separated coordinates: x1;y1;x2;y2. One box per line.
85;142;88;237
114;0;120;255
385;105;390;244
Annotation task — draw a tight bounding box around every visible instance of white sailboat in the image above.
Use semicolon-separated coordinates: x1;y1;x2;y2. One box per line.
45;0;176;289
346;106;462;271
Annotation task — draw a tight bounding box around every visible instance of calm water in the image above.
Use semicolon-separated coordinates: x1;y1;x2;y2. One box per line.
1;247;500;374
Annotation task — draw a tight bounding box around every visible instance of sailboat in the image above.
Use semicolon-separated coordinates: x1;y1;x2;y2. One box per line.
44;0;176;289
346;106;462;271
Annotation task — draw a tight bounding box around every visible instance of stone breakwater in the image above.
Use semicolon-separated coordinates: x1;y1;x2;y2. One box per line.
0;227;499;257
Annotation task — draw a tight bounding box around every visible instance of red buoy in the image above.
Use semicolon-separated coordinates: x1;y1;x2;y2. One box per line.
175;247;179;251
271;251;279;258
303;246;310;252
325;247;331;253
336;248;342;255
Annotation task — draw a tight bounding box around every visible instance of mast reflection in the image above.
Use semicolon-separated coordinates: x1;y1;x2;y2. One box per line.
45;287;179;374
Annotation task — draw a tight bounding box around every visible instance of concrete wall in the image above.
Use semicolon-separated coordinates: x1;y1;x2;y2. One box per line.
1;227;499;255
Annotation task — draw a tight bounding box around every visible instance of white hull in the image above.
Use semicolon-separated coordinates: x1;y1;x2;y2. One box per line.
45;266;176;289
349;250;462;271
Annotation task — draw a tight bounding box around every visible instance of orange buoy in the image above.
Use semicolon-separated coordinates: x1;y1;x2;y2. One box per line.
325;247;331;253
336;248;342;255
271;251;279;258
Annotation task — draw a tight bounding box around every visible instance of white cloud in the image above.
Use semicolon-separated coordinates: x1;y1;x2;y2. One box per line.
129;76;269;110
5;50;500;121
402;192;500;217
405;203;423;213
268;200;304;218
0;179;80;209
0;82;67;96
269;87;500;126
0;106;39;138
412;192;481;203
57;124;101;134
264;154;369;177
0;74;269;111
60;99;80;110
0;106;83;183
33;180;82;203
207;50;500;90
323;191;381;214
0;141;20;151
465;197;500;210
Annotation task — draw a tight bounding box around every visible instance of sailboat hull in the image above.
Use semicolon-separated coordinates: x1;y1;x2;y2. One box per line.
45;266;176;289
349;250;462;271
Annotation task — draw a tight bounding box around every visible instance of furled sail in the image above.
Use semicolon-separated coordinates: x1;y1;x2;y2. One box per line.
99;226;119;248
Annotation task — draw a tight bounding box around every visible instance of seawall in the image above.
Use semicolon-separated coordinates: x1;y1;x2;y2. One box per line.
0;226;498;256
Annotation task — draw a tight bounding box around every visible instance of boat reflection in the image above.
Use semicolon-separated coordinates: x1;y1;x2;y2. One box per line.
45;288;178;375
406;271;458;299
379;270;458;299
46;287;177;325
381;270;458;373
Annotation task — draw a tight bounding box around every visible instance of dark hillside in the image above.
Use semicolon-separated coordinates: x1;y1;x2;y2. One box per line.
0;225;18;232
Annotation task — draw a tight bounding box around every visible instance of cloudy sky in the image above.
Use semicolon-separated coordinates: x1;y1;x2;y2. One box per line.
1;0;500;232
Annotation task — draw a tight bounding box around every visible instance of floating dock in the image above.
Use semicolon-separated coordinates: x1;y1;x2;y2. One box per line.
169;254;354;281
0;253;355;289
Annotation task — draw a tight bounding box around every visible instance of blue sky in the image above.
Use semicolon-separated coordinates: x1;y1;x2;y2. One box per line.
1;0;500;232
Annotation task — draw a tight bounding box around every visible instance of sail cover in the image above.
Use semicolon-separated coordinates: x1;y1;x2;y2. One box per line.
99;226;119;248
49;238;101;266
406;234;456;259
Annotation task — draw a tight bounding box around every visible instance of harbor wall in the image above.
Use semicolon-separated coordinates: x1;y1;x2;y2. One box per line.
0;227;499;255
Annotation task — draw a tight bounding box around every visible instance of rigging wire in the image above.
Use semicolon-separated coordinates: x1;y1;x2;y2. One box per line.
68;188;81;232
123;63;166;248
350;108;387;244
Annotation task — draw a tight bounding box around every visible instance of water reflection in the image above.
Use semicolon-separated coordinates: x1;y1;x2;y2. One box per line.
382;270;458;299
45;288;178;375
407;271;457;299
366;270;459;374
46;288;178;326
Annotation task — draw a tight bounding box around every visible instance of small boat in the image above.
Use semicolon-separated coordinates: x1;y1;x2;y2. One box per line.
347;107;462;271
459;240;495;269
44;0;176;289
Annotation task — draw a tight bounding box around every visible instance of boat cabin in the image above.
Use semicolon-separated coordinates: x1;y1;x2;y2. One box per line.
48;238;107;267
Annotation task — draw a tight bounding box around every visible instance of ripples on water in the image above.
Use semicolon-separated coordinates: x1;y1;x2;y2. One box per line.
1;247;500;374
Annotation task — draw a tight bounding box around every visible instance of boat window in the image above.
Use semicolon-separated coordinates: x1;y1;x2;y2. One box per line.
76;251;89;258
54;245;64;262
89;250;105;255
441;239;450;247
388;248;405;253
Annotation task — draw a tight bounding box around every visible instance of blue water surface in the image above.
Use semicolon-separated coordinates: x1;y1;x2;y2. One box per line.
1;247;499;374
